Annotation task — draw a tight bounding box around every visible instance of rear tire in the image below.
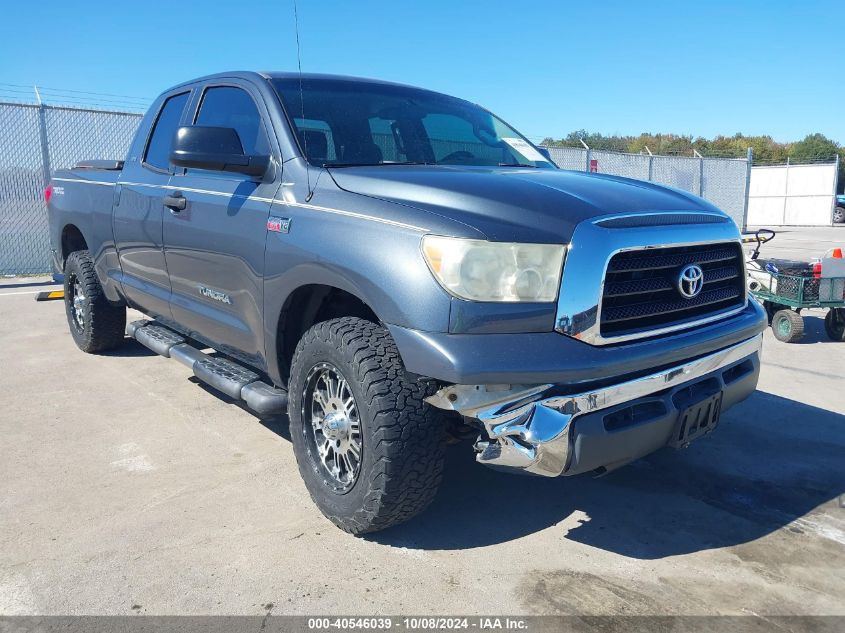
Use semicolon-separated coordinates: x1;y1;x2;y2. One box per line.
771;309;804;343
824;308;845;341
287;317;445;534
833;207;844;224
63;250;126;353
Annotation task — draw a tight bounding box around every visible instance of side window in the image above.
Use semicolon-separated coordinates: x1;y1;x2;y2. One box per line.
195;86;270;155
294;118;336;163
144;92;189;171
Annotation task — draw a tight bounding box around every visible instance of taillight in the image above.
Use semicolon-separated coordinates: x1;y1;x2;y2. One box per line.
44;184;53;204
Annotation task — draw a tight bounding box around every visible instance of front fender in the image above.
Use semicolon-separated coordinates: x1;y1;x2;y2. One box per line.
262;205;452;384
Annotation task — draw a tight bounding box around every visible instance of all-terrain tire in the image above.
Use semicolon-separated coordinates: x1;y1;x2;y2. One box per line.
287;317;445;534
824;308;845;341
771;309;804;343
64;250;126;353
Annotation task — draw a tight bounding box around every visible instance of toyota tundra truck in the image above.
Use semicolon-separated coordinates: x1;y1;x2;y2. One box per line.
46;71;766;534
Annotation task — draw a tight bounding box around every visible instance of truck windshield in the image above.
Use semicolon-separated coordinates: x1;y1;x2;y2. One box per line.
270;77;554;169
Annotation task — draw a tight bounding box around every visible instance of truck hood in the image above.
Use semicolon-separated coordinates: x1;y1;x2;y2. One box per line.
329;165;724;242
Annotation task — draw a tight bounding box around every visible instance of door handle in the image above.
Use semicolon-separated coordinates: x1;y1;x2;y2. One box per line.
163;194;187;211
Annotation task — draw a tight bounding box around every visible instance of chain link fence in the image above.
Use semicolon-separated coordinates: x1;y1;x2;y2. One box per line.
0;102;142;275
1;100;752;275
543;146;751;228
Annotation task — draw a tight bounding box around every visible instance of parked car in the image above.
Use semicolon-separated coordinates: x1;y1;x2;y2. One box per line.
835;195;844;223
46;72;766;534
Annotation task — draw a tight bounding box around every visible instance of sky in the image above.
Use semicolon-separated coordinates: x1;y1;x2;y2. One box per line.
1;0;842;145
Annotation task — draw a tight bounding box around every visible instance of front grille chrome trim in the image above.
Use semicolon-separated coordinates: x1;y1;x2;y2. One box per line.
555;212;746;345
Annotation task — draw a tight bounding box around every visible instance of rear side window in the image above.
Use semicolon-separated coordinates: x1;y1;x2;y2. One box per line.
144;92;189;171
195;86;270;155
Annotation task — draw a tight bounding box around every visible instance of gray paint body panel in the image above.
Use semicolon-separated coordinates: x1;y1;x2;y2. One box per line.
390;300;766;385
46;70;761;391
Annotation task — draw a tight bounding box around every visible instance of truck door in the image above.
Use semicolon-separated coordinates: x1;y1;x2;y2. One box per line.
113;90;191;320
163;82;280;369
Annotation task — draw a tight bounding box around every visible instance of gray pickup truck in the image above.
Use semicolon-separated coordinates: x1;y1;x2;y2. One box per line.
47;71;766;534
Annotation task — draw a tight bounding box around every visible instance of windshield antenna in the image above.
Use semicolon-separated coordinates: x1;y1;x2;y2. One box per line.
293;0;312;202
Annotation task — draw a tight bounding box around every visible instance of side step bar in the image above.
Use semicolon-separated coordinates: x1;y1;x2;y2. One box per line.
127;320;288;416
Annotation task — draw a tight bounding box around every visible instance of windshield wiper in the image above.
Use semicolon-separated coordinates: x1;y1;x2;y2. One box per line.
497;162;539;168
322;161;433;168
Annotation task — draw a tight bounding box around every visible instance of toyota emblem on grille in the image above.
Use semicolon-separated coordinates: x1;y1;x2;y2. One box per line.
677;264;704;298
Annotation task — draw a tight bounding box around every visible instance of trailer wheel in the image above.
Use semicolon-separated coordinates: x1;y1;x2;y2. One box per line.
287;317;445;534
824;308;845;341
772;309;804;343
64;250;126;353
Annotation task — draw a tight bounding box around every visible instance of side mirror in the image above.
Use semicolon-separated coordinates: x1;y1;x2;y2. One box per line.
537;146;552;162
169;126;269;177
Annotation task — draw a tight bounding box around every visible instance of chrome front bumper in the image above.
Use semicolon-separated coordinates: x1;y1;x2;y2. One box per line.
426;333;763;477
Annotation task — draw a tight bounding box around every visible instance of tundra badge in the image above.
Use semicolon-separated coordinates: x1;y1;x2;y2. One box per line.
199;286;232;304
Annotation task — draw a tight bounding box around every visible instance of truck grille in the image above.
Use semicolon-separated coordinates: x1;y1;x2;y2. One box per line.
600;242;745;337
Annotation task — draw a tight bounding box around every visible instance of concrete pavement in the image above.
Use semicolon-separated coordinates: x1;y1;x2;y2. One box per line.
0;259;843;616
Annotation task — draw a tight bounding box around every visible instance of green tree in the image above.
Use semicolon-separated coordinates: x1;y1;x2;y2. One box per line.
788;133;839;162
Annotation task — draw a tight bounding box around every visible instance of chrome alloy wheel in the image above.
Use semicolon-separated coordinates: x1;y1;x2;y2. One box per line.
302;362;362;492
68;274;86;331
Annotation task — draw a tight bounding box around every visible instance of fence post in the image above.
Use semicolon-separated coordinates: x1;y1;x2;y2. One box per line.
782;156;790;226
34;86;52;187
585;148;591;173
742;147;753;231
698;155;704;197
831;153;840;227
643;146;654;181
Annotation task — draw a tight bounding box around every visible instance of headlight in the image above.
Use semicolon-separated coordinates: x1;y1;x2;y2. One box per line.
421;235;566;302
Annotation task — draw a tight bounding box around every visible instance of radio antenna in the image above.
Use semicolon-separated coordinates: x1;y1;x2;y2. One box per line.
293;0;312;201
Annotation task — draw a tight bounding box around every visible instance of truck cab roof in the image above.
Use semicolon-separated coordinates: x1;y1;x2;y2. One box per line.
164;70;443;96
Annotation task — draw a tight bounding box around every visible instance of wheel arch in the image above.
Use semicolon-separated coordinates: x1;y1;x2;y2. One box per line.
272;280;380;384
60;223;89;266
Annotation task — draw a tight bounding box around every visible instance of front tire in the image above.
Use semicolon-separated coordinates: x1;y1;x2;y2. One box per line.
288;317;445;534
833;207;844;224
63;250;126;353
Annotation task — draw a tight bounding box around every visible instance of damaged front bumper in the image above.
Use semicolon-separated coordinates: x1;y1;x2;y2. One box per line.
426;334;762;477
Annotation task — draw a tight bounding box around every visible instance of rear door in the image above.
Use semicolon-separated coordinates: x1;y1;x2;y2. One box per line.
163;81;281;368
114;90;191;319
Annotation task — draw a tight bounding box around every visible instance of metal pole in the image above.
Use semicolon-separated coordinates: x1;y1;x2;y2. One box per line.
782;156;789;226
831;153;840;227
585;148;591;173
742;147;753;231
643;146;654;181
34;85;52;188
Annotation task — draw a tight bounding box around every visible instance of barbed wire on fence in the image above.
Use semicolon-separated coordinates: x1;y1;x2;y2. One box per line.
0;82;151;113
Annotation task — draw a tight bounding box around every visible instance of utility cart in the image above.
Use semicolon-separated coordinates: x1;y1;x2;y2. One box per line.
744;229;845;343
